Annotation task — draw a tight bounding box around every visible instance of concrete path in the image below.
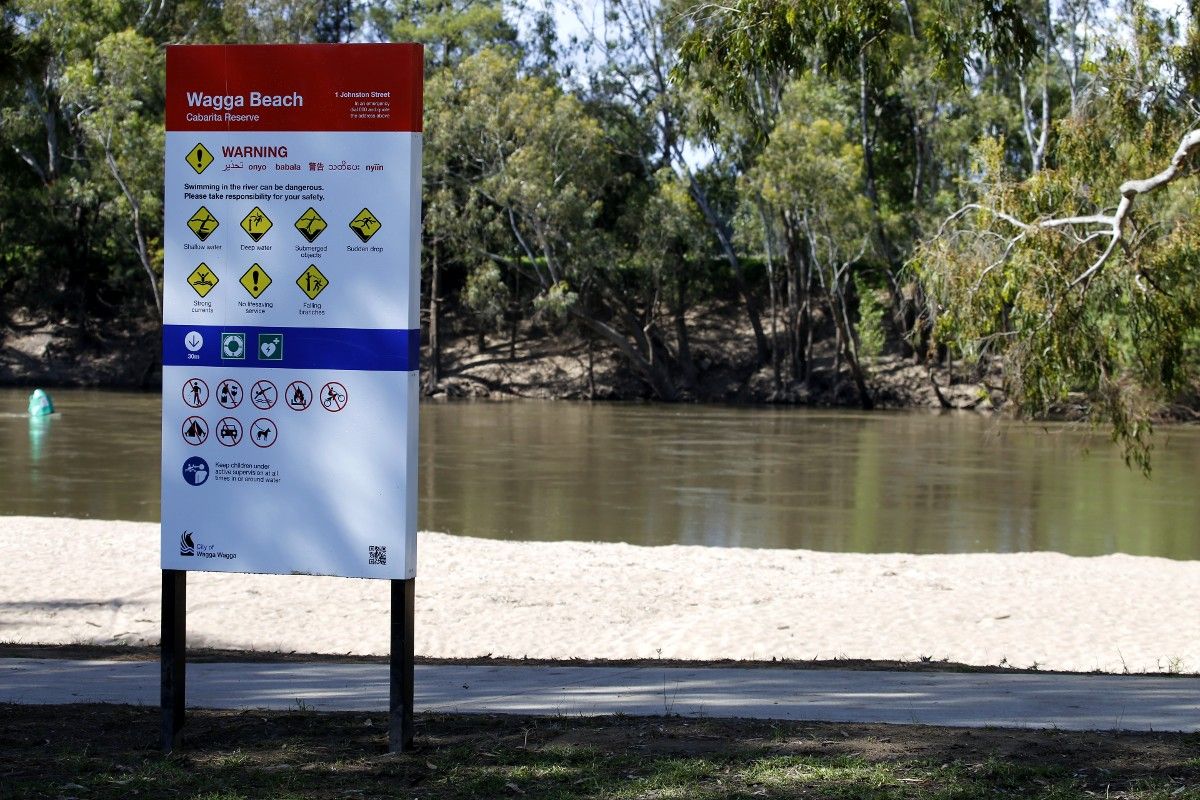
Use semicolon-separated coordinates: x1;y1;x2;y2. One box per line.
2;658;1197;732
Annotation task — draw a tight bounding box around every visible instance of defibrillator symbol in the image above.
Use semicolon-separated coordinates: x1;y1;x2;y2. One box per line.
296;264;328;300
187;263;219;297
240;206;273;241
187;207;219;241
349;208;381;242
186;143;214;174
295;207;327;242
240;264;273;298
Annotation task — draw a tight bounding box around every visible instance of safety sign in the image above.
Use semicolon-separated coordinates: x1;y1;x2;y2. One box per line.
161;43;422;581
296;264;328;300
181;456;210;486
258;333;283;361
221;332;246;360
187;207;219;241
215;417;244;447
182;416;209;445
251;379;278;409
240;264;272;298
216;379;242;409
295;208;327;242
285;380;312;410
187;264;219;297
182;378;209;408
240;207;273;242
320;381;348;412
250;418;278;448
349;208;381;242
186;143;214;174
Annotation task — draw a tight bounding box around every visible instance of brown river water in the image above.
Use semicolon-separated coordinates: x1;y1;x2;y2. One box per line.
2;388;1198;558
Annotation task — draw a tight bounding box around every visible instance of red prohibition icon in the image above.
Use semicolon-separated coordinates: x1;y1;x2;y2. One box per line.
216;378;243;409
216;416;243;447
250;417;278;447
285;380;312;411
182;378;209;408
251;379;278;410
320;381;348;412
181;416;208;446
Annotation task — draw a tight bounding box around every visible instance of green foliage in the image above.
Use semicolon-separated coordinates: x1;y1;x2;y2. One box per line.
917;2;1200;468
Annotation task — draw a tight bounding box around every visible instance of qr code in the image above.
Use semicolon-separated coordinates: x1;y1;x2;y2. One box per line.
369;545;386;565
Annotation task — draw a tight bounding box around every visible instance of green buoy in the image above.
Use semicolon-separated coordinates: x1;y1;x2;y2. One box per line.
27;389;54;417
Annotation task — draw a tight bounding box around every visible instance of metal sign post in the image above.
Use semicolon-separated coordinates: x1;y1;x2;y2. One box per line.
159;44;423;754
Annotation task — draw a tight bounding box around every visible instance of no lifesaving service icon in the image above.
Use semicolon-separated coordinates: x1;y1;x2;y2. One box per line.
240;264;273;298
187;207;219;242
240;206;273;242
187;263;219;297
186;143;214;175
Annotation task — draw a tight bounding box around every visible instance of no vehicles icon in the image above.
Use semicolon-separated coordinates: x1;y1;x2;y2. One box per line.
216;417;244;447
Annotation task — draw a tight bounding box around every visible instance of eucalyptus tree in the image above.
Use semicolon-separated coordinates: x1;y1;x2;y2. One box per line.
427;49;684;398
917;2;1200;468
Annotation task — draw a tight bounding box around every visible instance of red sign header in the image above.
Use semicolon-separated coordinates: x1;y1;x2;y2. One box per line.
166;44;423;133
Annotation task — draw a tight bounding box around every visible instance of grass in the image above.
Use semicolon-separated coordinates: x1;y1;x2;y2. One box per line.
2;704;1199;799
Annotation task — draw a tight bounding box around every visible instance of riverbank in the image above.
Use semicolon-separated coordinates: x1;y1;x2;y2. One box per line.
0;309;1003;410
3;516;1197;674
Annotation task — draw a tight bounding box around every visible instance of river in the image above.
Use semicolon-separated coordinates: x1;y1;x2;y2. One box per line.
2;388;1198;558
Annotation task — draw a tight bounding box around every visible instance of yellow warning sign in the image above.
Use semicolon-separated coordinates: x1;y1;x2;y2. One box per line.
186;143;214;175
296;264;328;300
187;206;219;241
240;263;273;298
240;207;273;242
295;207;327;242
187;263;219;298
349;208;381;243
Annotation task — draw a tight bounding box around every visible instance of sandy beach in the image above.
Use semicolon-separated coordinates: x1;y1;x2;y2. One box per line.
2;515;1197;673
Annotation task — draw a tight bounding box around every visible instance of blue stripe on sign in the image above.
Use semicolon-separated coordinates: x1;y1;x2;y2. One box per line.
163;324;419;371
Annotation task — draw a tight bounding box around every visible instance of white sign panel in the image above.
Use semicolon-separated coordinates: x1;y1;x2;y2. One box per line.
160;44;423;579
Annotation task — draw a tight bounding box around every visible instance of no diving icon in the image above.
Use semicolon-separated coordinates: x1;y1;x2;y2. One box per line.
251;380;278;410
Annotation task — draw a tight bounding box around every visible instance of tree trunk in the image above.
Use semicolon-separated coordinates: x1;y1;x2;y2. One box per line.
428;245;440;389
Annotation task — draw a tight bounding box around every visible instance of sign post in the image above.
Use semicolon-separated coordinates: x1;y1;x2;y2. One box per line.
160;44;423;753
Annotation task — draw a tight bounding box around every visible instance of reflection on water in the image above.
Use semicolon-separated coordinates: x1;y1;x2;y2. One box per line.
2;389;1199;558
